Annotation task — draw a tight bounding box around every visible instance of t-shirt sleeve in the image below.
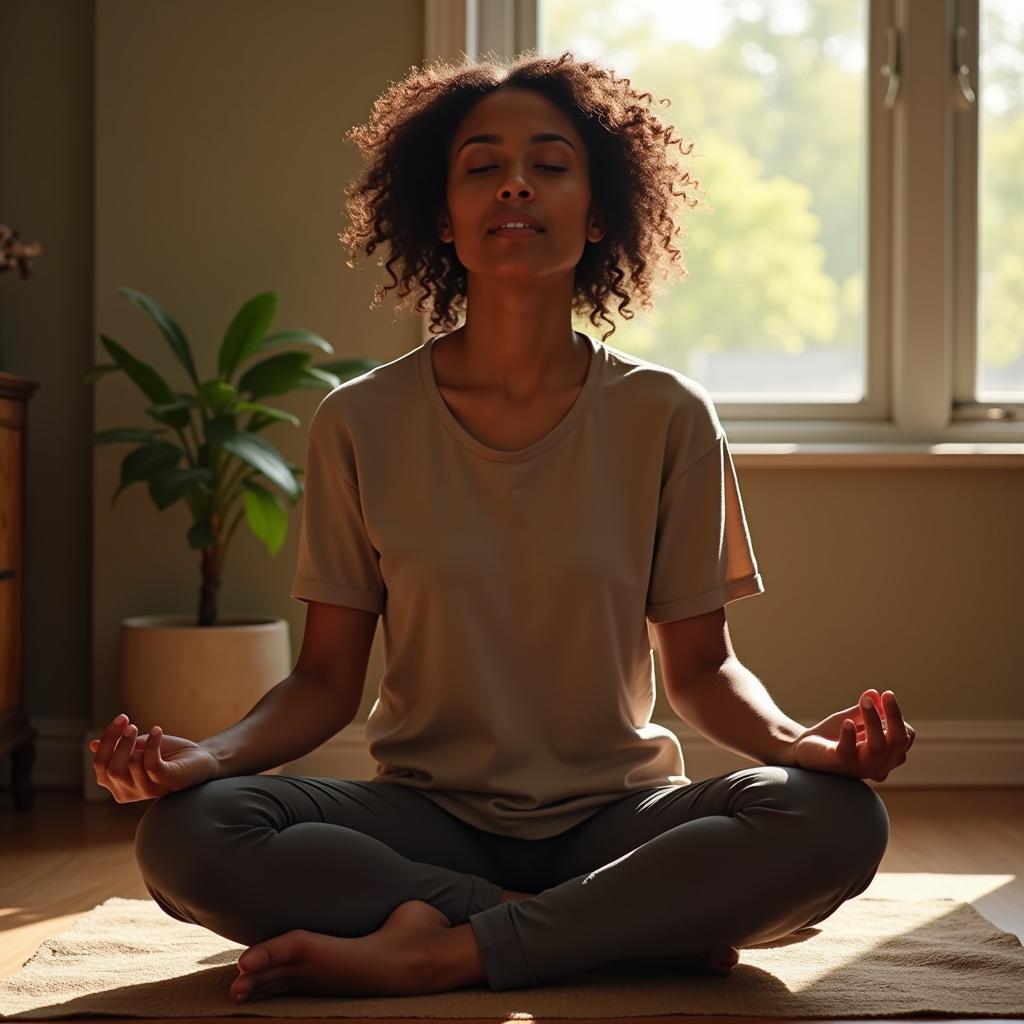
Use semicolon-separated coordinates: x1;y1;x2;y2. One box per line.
289;419;386;615
645;432;764;624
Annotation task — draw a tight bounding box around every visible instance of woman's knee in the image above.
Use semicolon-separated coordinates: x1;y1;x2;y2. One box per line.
134;779;231;893
788;768;890;871
738;766;888;871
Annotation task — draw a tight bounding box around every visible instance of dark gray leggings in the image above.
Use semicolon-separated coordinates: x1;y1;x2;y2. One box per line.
133;765;889;991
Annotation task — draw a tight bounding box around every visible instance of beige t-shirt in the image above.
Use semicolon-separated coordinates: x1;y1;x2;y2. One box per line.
289;331;764;839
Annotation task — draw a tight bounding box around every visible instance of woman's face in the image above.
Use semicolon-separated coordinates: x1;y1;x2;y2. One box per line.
439;86;604;281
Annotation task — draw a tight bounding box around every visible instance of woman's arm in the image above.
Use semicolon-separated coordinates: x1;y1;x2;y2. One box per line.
199;601;379;778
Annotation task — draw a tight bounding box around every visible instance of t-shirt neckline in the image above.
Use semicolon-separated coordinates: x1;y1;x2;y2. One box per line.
418;330;605;463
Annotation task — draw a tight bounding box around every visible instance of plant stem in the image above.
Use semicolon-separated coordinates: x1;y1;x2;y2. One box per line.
222;506;245;552
217;462;251;517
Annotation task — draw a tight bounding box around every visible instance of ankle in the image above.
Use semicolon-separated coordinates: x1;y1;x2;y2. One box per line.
423;922;487;990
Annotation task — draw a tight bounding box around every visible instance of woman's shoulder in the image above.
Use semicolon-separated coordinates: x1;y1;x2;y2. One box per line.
598;342;723;482
601;340;717;422
311;343;421;427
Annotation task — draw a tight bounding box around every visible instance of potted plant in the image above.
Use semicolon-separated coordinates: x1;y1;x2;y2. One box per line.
86;287;380;759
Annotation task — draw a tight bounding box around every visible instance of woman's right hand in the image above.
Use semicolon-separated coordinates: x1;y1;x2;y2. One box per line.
89;714;220;803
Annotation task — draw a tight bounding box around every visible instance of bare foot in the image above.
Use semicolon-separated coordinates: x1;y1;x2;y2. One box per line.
229;899;452;1003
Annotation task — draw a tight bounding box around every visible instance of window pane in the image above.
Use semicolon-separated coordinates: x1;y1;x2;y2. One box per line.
539;0;867;401
978;0;1024;399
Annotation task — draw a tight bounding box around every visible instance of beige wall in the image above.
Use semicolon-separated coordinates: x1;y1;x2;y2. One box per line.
89;0;424;732
0;1;1020;762
721;465;1022;722
0;0;95;722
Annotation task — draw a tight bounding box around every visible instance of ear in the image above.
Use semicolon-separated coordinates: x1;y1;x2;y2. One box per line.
438;208;453;243
586;207;606;244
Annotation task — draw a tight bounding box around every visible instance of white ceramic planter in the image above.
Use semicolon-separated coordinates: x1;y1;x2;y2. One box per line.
117;614;292;776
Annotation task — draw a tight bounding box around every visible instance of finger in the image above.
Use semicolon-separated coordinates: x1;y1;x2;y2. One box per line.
126;747;153;793
94;715;129;773
144;726;167;779
96;714;128;753
109;723;138;776
859;693;886;758
834;703;868;738
880;690;907;745
838;718;858;758
865;690;903;775
91;728;148;753
861;688;884;720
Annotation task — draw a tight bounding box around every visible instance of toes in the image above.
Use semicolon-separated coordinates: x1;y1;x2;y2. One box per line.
233;980;289;1003
232;964;295;1001
234;931;313;1002
238;948;268;973
238;929;309;973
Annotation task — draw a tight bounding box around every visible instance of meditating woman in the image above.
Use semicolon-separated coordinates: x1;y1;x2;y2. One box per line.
91;50;914;1003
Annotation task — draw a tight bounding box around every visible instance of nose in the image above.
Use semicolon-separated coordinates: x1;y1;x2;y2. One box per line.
497;174;534;201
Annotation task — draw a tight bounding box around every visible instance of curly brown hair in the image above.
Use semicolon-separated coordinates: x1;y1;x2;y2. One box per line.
339;49;705;343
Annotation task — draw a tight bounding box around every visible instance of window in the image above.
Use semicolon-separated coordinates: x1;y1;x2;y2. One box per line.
422;0;1024;451
545;0;870;409
971;0;1024;401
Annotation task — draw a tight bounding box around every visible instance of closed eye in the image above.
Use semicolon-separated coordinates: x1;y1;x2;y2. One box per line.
468;165;566;174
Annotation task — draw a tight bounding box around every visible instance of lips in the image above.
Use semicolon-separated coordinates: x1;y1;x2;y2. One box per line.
487;212;544;233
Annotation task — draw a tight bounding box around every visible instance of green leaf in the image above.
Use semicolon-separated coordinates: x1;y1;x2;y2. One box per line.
83;363;121;384
292;366;343;390
235;401;300;427
111;441;182;506
198;379;239;415
242;480;288;555
287;466;305;504
218;292;279;381
206;426;299;499
236;351;312;399
187;522;216;550
91;427;171;446
99;335;176;405
116;286;199;385
145;398;193;430
254;329;335;355
203;414;239;446
148;466;216;511
312;358;382;381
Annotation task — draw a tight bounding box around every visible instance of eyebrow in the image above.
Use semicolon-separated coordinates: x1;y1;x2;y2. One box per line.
456;132;576;154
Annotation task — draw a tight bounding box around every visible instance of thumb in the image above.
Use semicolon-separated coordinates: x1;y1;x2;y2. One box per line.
836;717;859;757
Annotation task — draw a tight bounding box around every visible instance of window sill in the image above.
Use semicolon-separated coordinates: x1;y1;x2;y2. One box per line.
730;441;1024;469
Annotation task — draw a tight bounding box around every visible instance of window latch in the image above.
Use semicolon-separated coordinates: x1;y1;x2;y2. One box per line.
881;25;901;108
954;25;977;107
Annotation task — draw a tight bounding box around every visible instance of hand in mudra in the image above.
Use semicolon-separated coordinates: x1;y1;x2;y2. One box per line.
789;688;915;783
89;714;219;802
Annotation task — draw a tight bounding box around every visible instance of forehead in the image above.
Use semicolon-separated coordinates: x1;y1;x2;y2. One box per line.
450;87;581;153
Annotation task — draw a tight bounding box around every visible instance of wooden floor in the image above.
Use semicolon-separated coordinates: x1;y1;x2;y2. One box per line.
1;787;1022;1023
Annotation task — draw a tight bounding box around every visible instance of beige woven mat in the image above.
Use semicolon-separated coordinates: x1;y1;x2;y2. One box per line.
1;873;1021;1019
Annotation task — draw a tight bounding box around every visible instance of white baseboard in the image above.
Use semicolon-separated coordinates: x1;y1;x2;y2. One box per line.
1;716;1021;805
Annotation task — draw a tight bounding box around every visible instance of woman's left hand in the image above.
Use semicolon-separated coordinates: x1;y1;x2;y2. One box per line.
788;688;915;782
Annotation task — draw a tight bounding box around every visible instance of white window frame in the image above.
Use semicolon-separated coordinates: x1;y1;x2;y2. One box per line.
422;0;1024;460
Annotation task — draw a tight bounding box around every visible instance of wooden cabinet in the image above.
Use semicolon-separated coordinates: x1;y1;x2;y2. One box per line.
0;371;40;811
